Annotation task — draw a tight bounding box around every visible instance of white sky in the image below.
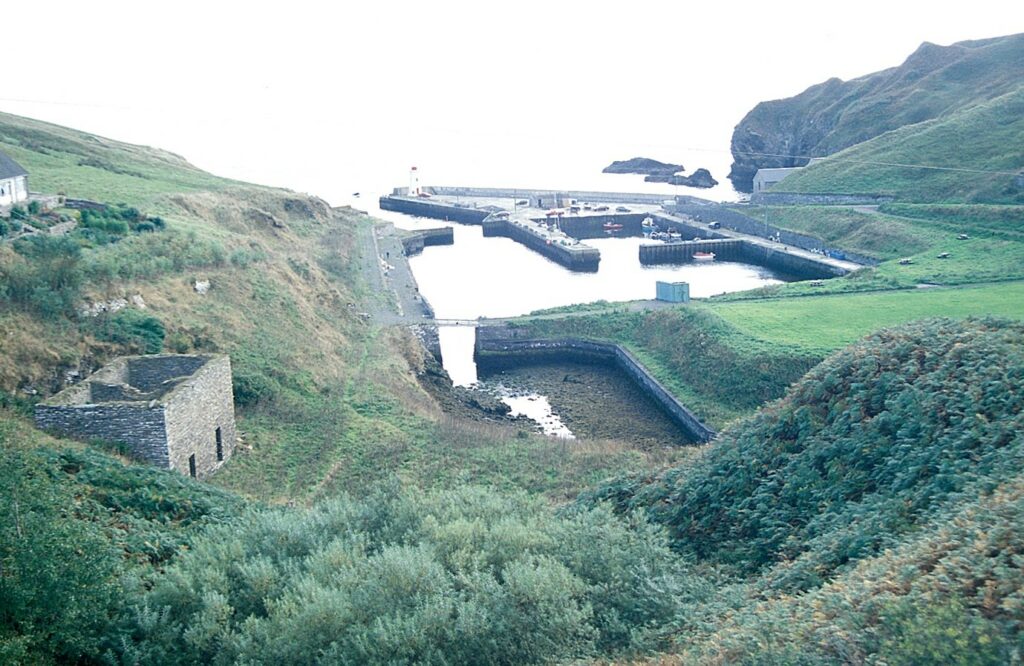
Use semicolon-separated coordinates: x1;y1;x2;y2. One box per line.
1;1;1021;200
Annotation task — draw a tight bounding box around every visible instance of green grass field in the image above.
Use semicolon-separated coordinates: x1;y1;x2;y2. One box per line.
706;281;1024;354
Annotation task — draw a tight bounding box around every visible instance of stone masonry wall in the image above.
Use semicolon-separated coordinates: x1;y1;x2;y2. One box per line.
162;356;237;479
34;404;170;467
129;355;207;392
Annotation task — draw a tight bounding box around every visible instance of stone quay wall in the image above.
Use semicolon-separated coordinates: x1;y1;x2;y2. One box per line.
427;186;678;206
400;226;455;255
379;195;490;224
482;218;600;272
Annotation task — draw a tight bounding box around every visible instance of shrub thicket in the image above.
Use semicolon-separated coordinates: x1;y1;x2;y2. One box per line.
584;318;1024;585
0;235;83;316
90;308;166;354
119;483;699;665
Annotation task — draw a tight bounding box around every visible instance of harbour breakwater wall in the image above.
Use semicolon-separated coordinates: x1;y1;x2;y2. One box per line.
558;212;649;239
379;195;491;224
669;202;880;267
475;327;715;443
482;218;600;271
639;237;849;279
400;227;454;255
427;186;686;206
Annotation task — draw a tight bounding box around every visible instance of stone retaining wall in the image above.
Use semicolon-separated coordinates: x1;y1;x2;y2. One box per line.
475;328;715;443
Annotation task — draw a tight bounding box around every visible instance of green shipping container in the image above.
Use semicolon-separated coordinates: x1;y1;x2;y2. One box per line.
656;281;690;303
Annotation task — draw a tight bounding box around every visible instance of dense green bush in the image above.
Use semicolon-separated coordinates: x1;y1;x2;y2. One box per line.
585;318;1024;587
0;450;122;663
90;308;166;353
119;484;699;664
0;235;83;316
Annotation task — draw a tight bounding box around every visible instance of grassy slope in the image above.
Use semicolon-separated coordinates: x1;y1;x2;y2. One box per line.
606;318;1024;664
729;33;1024;190
776;86;1024;203
0;111;678;503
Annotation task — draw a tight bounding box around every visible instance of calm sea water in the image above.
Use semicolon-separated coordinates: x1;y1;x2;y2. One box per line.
378;209;785;385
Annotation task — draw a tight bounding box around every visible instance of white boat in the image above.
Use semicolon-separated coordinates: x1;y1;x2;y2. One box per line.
693;251;716;262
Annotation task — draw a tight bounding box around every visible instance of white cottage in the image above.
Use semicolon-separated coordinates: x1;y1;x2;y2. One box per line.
0;151;29;207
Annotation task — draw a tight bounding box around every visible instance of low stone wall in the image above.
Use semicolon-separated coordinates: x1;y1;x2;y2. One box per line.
129;355;207;392
750;192;894;206
475;328;715;443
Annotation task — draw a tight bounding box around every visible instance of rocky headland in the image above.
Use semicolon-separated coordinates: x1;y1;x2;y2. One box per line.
644;168;718;188
602;157;683;176
727;33;1024;192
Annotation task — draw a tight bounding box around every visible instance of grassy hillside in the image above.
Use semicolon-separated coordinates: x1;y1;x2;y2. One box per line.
0;111;681;506
8;318;1019;664
728;33;1024;191
589;318;1024;663
777;86;1024;202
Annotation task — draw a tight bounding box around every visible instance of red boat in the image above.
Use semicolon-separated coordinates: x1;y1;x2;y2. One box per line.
693;251;716;262
602;222;623;231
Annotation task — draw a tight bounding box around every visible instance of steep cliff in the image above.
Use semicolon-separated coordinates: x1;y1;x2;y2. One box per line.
728;33;1024;191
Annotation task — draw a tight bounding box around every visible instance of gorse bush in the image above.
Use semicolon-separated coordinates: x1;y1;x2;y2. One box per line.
90;308;166;354
120;483;699;665
584;318;1024;586
0;235;83;317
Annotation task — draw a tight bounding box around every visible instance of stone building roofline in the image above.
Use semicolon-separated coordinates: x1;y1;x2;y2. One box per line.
41;354;230;408
0;150;29;179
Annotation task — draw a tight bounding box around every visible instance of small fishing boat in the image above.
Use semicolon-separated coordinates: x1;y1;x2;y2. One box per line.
693;251;716;262
667;230;682;240
602;222;623;232
642;216;654;227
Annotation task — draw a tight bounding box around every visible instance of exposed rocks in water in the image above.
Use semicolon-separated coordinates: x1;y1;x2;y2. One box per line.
644;168;719;188
415;354;519;424
602;157;683;176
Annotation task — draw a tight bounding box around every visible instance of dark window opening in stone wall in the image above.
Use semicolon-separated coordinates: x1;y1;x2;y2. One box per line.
216;427;223;461
188;454;197;478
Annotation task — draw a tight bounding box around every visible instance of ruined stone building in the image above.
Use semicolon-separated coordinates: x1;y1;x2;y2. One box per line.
35;354;237;479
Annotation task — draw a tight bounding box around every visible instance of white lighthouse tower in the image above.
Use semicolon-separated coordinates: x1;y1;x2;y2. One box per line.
409;166;421;196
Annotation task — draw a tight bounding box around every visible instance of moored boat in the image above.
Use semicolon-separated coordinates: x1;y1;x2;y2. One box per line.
693;251;716;261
